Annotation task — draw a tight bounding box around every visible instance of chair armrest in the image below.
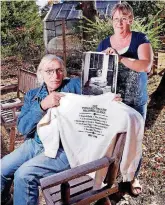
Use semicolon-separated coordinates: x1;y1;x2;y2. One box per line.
1;102;23;110
40;156;115;190
0;84;18;94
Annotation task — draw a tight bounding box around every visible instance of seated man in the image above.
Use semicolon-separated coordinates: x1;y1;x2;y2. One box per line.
1;54;81;205
1;54;121;205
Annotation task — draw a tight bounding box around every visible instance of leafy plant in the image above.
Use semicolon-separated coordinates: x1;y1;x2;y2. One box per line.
131;11;165;51
126;0;165;19
80;16;113;51
1;1;44;60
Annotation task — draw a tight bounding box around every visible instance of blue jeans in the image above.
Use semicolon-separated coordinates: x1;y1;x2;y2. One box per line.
131;103;147;121
1;138;70;205
130;103;147;177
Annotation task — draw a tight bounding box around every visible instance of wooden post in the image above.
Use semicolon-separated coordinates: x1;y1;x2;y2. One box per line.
104;133;126;187
61;182;70;205
62;19;66;68
17;68;21;98
153;52;158;75
82;1;97;41
9;127;16;152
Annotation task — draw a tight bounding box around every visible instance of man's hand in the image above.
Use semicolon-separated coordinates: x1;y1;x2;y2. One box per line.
40;92;65;111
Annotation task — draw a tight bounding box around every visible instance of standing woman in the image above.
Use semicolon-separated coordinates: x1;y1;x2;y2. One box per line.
97;2;153;195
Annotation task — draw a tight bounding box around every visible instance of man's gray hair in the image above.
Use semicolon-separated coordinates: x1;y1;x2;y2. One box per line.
37;54;67;85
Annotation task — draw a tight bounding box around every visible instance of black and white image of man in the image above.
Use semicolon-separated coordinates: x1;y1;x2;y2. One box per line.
82;52;118;95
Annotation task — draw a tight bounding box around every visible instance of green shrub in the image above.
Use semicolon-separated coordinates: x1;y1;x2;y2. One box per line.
1;1;44;60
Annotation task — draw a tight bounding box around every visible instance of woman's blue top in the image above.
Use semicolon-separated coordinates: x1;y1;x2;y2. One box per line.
97;31;150;106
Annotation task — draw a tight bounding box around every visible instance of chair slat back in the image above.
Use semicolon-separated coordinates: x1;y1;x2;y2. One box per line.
40;133;126;205
18;68;37;97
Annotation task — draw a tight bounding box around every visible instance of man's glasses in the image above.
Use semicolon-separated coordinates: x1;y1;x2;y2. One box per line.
44;68;63;76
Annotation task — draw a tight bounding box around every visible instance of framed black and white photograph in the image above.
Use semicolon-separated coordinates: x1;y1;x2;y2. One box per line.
82;51;118;95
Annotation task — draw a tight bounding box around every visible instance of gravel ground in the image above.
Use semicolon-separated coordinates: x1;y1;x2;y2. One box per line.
116;74;165;205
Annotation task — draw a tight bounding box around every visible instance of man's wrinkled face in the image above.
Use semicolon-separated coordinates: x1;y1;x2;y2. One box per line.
42;60;64;92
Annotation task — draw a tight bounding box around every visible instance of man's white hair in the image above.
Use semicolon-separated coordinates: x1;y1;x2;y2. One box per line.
37;54;67;85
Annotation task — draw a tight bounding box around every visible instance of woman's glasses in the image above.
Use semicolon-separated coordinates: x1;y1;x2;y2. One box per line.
112;17;129;23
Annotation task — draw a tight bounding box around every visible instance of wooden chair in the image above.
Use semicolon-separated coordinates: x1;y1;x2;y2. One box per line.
1;68;37;152
40;132;126;205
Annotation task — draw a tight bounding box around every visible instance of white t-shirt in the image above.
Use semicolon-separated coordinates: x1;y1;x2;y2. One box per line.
37;92;144;182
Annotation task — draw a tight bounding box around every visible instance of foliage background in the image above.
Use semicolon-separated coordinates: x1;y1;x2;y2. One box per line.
1;1;44;61
1;0;164;61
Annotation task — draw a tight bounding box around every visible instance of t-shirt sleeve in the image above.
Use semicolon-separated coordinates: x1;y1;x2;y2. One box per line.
96;37;110;52
138;32;150;45
96;41;103;52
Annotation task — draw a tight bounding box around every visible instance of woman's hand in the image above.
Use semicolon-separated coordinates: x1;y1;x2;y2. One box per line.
103;47;117;55
40;92;65;111
103;47;122;62
112;94;122;102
